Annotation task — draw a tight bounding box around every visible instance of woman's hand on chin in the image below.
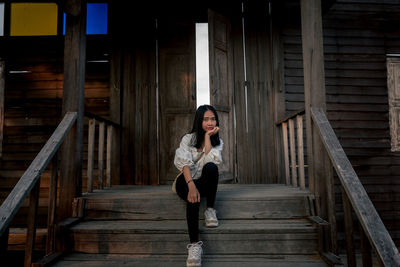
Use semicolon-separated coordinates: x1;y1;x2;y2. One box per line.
206;126;219;136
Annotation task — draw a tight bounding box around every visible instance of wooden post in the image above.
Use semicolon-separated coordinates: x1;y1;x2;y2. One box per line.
46;153;59;254
87;118;95;192
282;122;290;185
0;61;4;158
0;226;9;259
288;119;297;186
296;115;305;189
25;181;40;267
59;0;86;221
360;224;373;267
106;125;113;187
98;122;105;189
301;0;336;253
342;187;356;267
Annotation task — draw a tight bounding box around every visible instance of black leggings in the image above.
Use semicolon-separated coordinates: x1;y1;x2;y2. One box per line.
175;162;219;243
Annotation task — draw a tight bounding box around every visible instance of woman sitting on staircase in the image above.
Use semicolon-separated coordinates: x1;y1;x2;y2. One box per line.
172;104;223;267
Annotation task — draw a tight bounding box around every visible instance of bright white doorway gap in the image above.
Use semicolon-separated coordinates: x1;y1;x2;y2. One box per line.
195;23;210;108
0;3;4;36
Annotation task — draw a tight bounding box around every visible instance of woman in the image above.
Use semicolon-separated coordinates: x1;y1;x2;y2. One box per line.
172;105;223;267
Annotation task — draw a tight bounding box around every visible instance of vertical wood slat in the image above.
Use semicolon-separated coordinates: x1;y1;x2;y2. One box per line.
0;226;9;258
0;227;10;259
106;125;113;187
24;181;40;267
98;122;105;189
87;118;96;192
0;61;4;158
326;161;338;254
282;122;290;185
342;187;356;267
288;119;297;187
46;153;58;254
360;224;373;267
296;115;305;189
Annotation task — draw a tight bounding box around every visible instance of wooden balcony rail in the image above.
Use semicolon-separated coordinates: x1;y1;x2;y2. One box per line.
311;107;400;267
0;112;77;267
84;111;119;193
277;109;306;189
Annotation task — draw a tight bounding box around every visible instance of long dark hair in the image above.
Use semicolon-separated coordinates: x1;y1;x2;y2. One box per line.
190;105;221;149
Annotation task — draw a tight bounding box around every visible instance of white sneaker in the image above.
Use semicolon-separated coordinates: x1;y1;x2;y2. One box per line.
204;207;218;227
186;241;203;267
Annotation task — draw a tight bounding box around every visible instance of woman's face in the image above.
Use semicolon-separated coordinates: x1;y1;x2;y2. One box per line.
202;110;217;132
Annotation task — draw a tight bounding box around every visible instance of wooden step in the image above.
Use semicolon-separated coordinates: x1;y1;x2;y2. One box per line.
50;253;328;267
70;219;318;255
79;184;314;220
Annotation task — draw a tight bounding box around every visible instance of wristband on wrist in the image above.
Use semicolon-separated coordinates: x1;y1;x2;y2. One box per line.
187;179;193;184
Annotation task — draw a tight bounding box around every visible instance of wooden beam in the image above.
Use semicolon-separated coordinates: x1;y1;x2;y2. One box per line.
300;0;335;253
59;0;86;221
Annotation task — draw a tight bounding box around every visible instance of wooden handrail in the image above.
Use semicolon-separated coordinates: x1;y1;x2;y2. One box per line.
0;112;77;236
311;107;400;266
276;108;305;125
84;111;120;128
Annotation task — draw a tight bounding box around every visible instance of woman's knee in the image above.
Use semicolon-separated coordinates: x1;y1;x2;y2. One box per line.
203;162;219;177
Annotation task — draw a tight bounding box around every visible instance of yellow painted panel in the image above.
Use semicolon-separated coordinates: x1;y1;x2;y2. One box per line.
11;3;58;36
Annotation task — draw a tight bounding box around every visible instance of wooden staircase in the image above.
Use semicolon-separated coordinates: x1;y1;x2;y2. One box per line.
50;184;328;266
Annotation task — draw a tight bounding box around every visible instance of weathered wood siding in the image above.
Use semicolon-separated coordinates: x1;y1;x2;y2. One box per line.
283;0;400;247
0;37;110;227
232;1;279;184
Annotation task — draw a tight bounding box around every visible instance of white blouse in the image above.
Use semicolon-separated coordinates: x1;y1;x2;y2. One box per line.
174;133;223;180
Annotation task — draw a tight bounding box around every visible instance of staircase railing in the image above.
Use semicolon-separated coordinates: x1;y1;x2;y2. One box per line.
311;107;400;266
0;112;77;267
84;111;119;192
276;109;306;189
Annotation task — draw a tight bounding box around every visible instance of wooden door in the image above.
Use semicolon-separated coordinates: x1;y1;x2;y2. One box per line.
208;10;235;181
159;19;196;184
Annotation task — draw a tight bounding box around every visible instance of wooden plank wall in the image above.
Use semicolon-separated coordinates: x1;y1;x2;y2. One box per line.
0;37;110;229
232;1;278;184
282;0;400;248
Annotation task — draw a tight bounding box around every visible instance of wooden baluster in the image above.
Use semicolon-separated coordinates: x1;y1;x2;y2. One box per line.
46;153;58;254
0;226;9;260
360;224;373;267
282;122;290;185
296;115;305;189
288;119;297;187
106;125;113;187
98;122;105;189
87;118;96;192
342;187;356;267
25;180;40;267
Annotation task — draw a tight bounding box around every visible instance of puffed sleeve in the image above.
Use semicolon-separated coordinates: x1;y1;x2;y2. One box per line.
202;138;223;165
174;134;194;172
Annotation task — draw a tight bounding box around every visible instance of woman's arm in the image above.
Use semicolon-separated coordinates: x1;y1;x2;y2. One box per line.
183;165;200;203
204;127;219;154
